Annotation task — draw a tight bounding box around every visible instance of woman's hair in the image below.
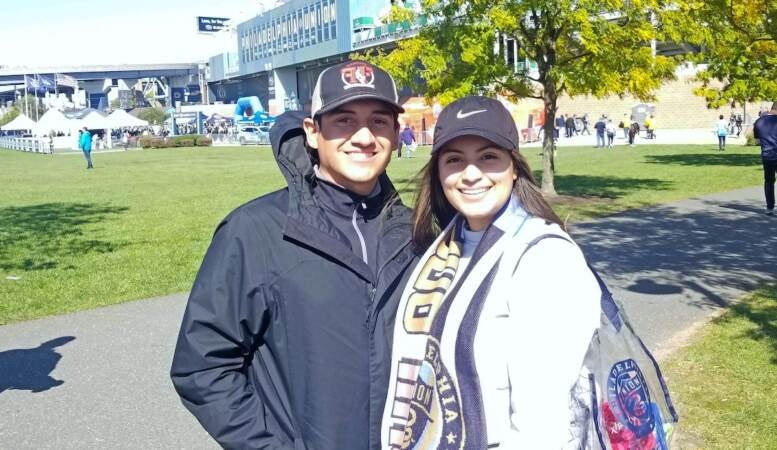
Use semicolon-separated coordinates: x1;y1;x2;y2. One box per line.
411;145;564;250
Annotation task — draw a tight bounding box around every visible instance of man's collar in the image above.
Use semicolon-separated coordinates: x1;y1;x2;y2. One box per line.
313;165;384;217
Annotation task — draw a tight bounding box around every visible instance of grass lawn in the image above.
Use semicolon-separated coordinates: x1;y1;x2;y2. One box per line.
663;285;777;449
0;143;764;324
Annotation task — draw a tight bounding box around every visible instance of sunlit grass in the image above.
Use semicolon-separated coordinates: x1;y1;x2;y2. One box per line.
663;286;777;449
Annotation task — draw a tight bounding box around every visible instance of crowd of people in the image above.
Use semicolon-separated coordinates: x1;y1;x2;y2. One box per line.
552;112;656;148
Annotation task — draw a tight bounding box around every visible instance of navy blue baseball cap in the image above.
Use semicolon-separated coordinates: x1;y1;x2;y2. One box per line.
310;61;404;118
432;96;519;153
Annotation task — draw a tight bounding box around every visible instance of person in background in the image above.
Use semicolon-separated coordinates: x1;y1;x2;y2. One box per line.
715;114;729;151
753;101;777;216
555;114;565;141
619;114;629;139
581;113;591;135
565;115;576;138
628;116;640;147
605;118;616;148
594;115;607;148
644;115;656;139
735;114;743;137
79;127;93;169
400;123;416;158
122;130;130;150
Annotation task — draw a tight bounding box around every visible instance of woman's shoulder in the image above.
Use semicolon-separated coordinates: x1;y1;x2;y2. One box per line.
512;216;572;245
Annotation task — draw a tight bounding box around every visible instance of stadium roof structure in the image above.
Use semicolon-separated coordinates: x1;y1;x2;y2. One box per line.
0;63;200;86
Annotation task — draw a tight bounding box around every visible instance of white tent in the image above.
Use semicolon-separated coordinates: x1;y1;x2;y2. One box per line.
106;109;148;128
81;111;112;130
34;109;81;136
0;113;36;131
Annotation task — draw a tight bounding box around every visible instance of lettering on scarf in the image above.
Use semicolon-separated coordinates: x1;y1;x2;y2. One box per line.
403;238;461;334
403;338;464;449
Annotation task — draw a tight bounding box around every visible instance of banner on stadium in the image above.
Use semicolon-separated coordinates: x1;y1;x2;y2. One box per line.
186;85;201;103
171;87;186;106
197;16;230;33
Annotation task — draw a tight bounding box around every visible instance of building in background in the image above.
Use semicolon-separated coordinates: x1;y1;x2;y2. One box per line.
206;0;419;115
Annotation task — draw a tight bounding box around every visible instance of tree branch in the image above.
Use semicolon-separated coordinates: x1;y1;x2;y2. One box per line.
558;51;592;66
494;79;540;99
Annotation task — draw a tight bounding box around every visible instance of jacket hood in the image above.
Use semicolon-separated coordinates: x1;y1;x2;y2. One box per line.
270;110;313;186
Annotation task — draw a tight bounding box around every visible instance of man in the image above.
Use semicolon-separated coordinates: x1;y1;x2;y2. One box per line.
399;123;415;158
555;113;565;141
594;115;607;148
581;113;591;135
79;127;93;169
753;101;777;215
171;61;417;449
735;114;743;137
628;116;640;147
565;114;576;138
644;115;655;139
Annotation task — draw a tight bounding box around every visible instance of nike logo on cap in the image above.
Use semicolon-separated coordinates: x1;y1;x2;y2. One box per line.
456;109;487;119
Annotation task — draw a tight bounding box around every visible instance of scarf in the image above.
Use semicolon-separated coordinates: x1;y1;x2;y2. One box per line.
382;199;529;450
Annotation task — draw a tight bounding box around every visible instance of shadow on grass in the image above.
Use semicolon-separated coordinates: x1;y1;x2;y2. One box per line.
0;203;129;272
534;172;672;199
643;153;759;167
0;336;75;394
716;287;777;364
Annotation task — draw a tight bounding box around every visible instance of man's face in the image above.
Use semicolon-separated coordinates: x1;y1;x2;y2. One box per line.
303;99;398;195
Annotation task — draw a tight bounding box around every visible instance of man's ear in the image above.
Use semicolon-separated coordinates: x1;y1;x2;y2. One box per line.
303;117;319;149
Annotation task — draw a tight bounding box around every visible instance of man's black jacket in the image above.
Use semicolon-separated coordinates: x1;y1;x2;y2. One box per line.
170;111;417;449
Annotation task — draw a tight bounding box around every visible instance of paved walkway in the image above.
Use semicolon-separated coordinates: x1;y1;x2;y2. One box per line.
1;187;775;449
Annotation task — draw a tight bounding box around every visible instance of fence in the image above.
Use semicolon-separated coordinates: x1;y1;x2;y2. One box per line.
0;137;54;154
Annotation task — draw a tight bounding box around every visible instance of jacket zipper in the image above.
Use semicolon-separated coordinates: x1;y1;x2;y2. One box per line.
367;235;411;329
352;202;369;264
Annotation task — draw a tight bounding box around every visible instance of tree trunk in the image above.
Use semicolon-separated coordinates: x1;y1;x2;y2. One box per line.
541;83;558;196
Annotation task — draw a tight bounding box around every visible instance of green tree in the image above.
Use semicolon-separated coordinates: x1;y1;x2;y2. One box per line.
14;94;48;120
110;92;139;110
0;106;20;127
688;0;777;107
136;107;166;125
362;0;692;195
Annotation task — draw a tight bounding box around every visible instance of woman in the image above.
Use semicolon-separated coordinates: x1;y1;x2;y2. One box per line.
381;96;675;449
606;118;616;148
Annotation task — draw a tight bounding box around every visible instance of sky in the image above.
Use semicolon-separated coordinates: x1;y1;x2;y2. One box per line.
0;0;269;68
